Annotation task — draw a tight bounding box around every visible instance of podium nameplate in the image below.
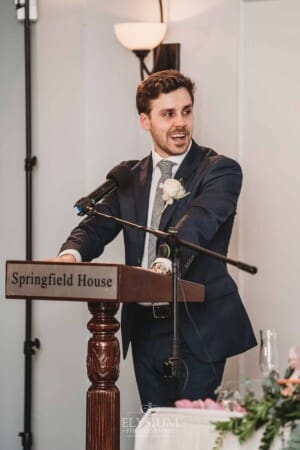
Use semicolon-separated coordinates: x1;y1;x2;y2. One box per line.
6;261;118;301
6;260;205;303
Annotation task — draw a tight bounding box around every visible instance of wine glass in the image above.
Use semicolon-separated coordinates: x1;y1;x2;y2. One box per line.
259;330;279;378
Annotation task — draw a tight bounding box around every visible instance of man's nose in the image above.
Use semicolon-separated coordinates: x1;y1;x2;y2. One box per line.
173;113;186;127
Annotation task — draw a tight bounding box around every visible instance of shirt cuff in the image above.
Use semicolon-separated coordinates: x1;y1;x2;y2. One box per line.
58;249;82;262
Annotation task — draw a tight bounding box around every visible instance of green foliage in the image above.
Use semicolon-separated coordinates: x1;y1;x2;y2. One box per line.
213;374;300;450
283;422;300;450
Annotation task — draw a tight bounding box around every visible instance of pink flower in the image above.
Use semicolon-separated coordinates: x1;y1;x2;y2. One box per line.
175;398;223;410
175;397;245;412
234;404;246;413
203;398;225;410
175;399;194;408
191;399;204;408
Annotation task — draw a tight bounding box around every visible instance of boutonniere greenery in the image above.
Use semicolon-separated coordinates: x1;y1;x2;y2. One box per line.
160;178;190;211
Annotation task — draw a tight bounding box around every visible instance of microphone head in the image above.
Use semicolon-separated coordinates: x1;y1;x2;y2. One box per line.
107;164;133;189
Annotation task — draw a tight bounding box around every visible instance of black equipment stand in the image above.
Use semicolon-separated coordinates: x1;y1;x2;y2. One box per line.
16;1;40;449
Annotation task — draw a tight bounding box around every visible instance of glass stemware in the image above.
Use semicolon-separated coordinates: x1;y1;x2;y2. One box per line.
259;329;279;378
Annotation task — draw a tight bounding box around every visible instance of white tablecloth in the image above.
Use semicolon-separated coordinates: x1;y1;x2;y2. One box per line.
135;408;284;450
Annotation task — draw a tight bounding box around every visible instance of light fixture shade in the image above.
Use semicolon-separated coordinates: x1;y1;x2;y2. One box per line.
114;22;167;51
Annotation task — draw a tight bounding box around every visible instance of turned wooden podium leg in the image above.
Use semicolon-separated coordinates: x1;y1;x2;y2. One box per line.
86;302;120;450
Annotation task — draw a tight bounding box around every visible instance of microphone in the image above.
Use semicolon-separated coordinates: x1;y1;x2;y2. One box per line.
74;164;132;215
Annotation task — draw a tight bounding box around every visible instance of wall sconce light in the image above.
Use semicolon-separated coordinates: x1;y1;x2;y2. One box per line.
114;2;180;80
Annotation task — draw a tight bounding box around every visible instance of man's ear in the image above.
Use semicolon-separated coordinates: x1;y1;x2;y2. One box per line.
140;113;151;131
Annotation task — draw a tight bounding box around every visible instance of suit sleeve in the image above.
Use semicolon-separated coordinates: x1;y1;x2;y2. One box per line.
173;156;242;274
60;188;122;261
60;160;140;261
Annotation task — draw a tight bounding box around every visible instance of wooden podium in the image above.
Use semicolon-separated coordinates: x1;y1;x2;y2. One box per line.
5;260;204;450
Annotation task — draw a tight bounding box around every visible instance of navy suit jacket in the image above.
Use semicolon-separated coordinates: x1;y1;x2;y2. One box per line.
61;141;257;361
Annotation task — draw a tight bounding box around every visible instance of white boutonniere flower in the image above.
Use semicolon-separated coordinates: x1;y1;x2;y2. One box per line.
160;178;190;211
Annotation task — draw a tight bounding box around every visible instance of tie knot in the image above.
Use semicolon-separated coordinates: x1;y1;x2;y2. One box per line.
158;159;175;180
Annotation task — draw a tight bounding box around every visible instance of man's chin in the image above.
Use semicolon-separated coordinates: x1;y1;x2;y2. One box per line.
168;143;189;155
154;140;190;157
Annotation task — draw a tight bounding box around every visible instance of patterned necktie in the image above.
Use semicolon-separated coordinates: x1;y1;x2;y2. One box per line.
148;159;175;266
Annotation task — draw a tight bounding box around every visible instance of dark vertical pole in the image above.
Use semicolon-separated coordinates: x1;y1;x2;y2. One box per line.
19;1;39;449
163;231;180;405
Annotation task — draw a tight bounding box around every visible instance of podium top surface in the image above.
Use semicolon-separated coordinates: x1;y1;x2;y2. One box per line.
5;260;205;303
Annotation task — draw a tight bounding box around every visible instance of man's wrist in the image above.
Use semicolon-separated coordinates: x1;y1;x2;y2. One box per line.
58;249;82;263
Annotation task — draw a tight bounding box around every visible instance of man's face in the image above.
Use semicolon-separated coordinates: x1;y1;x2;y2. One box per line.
140;87;194;158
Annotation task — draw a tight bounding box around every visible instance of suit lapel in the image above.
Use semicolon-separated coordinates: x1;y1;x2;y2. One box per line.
134;155;152;227
159;141;204;231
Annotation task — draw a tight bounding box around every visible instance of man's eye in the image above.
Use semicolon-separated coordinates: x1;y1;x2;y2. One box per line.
162;111;174;118
183;109;192;116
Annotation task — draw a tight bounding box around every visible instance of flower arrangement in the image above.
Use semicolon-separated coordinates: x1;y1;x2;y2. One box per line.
213;372;300;450
160;178;189;211
175;344;300;449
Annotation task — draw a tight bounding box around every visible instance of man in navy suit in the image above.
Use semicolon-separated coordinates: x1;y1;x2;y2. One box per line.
58;70;257;409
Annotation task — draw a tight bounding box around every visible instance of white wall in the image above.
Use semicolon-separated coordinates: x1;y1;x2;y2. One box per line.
239;0;300;379
32;1;88;448
1;0;299;449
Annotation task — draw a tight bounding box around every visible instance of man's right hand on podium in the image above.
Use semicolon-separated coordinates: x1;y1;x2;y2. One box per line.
49;254;77;263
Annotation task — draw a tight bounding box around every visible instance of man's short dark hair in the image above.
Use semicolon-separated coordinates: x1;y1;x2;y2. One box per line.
136;70;195;115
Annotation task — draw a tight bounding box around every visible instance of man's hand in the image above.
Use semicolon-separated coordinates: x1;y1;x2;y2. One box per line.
150;258;172;275
49;254;76;263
